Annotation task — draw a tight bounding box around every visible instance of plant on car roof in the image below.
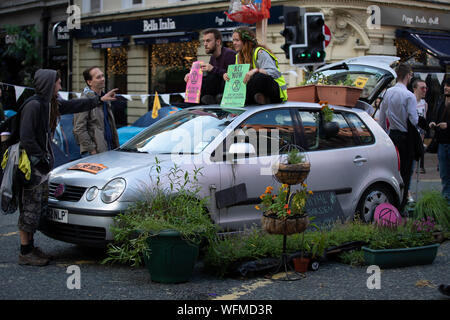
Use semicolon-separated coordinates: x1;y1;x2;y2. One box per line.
102;159;217;267
320;100;334;122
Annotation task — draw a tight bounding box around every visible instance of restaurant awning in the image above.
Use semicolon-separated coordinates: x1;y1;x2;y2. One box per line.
396;29;450;65
132;32;198;45
91;37;129;49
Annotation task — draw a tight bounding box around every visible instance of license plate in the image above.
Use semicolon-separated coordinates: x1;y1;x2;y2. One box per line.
48;208;68;224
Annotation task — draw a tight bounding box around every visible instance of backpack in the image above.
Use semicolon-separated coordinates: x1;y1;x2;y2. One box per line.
0;95;43;157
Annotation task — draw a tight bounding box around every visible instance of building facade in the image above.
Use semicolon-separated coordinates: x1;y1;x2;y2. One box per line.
2;0;449;122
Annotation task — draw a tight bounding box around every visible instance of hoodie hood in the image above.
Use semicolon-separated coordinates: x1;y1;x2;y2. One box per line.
33;69;57;104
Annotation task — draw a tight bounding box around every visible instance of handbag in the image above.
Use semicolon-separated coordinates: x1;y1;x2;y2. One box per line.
426;137;438;154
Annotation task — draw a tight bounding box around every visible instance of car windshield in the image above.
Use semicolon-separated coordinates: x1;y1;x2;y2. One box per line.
120;108;244;154
308;64;391;99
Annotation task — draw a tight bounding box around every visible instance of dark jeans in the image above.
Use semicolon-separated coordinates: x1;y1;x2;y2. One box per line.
201;73;225;97
246;73;282;105
389;130;414;210
438;143;450;203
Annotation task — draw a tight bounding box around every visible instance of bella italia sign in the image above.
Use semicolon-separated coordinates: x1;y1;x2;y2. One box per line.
380;7;450;31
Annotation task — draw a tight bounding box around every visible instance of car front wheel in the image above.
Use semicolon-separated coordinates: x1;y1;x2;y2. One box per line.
356;185;395;223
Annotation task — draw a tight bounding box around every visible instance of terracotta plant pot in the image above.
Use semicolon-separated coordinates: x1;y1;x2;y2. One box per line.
316;85;363;107
287;85;319;103
261;213;309;235
273;162;311;185
293;257;310;273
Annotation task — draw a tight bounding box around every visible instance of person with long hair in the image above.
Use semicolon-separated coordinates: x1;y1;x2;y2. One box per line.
224;27;287;105
17;69;117;266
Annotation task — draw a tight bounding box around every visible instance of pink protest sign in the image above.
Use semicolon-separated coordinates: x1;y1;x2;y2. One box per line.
185;61;203;103
374;203;402;227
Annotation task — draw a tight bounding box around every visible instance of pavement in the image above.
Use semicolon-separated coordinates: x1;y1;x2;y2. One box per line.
409;152;443;201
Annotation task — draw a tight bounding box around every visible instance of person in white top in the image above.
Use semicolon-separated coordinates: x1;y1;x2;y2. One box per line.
413;79;428;173
378;63;417;210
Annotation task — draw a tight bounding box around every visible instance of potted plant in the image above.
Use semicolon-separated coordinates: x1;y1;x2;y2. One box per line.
413;191;450;240
273;148;311;186
256;183;313;235
292;232;311;273
316;75;363;107
103;162;217;283
286;72;327;103
362;217;440;268
319;101;340;138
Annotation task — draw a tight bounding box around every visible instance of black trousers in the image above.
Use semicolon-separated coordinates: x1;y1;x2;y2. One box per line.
246;73;282;105
201;73;225;97
389;130;414;210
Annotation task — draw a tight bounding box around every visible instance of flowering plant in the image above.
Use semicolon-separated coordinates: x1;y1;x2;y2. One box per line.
369;217;438;250
320;100;334;122
255;183;313;219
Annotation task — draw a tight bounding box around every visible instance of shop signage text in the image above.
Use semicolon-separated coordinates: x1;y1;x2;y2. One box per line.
53;21;70;41
380;7;450;31
74;6;283;39
143;18;176;32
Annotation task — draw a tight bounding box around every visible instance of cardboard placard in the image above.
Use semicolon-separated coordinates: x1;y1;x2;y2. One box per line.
184;61;203;103
68;163;107;174
221;64;250;108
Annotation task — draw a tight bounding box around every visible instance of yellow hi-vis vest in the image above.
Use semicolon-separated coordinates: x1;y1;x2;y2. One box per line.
236;47;288;102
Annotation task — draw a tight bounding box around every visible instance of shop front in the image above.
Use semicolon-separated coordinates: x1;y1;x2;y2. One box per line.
71;7;283;124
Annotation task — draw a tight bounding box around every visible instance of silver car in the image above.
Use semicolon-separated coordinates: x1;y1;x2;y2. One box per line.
41;102;403;247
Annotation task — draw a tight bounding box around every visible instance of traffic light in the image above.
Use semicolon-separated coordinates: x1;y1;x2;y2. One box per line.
290;12;326;67
279;6;304;59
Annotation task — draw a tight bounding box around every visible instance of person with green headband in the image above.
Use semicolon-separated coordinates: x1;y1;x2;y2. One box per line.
224;27;288;105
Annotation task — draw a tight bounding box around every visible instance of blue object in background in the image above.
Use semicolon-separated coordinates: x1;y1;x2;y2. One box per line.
117;106;181;145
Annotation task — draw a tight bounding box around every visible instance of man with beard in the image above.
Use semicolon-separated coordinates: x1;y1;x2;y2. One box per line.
184;29;236;105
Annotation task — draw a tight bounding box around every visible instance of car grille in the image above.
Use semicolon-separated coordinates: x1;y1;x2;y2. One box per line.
40;220;107;246
48;183;87;202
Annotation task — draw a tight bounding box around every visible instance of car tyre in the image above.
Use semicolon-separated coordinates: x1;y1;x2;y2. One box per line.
356;185;395;223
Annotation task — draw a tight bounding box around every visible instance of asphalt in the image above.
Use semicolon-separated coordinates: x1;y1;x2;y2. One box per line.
0;153;448;301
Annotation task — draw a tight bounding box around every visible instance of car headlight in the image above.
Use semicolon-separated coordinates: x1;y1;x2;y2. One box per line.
86;186;99;201
101;178;126;203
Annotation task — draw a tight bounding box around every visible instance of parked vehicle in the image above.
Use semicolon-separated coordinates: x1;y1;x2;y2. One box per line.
41;103;403;247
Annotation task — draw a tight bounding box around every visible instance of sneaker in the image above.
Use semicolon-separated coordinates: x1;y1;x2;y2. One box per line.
32;247;53;260
18;251;49;266
420;168;426;174
200;95;216;105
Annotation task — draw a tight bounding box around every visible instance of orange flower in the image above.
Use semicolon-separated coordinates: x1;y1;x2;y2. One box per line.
255;205;260;210
284;204;289;209
309;190;313;195
260;194;265;200
287;209;292;215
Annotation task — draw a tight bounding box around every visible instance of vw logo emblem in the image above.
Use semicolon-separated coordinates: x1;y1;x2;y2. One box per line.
54;184;65;199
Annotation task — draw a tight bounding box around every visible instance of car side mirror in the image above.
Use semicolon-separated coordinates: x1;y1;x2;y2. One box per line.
228;142;256;158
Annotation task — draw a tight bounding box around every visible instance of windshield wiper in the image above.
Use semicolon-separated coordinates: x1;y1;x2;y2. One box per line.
120;148;148;153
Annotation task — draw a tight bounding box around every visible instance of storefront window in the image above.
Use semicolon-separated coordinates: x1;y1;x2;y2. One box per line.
106;47;128;127
149;40;199;104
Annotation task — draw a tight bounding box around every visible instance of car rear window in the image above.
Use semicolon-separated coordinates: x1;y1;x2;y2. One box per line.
297;110;358;150
343;112;375;145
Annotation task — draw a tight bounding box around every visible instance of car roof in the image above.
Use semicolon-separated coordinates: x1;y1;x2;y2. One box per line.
185;102;366;115
315;55;400;78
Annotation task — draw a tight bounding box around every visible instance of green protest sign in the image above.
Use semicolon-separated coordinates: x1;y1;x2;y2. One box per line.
220;64;250;108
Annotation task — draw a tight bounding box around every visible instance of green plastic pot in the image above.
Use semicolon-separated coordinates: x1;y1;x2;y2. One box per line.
144;230;199;283
362;243;440;268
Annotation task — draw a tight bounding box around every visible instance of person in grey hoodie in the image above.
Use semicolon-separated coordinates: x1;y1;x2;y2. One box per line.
18;69;117;266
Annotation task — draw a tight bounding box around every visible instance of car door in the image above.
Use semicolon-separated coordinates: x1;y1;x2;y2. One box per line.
216;108;299;231
295;108;370;217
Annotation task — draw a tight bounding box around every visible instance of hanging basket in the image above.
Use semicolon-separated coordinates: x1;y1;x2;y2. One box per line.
273;162;311;185
262;213;309;235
